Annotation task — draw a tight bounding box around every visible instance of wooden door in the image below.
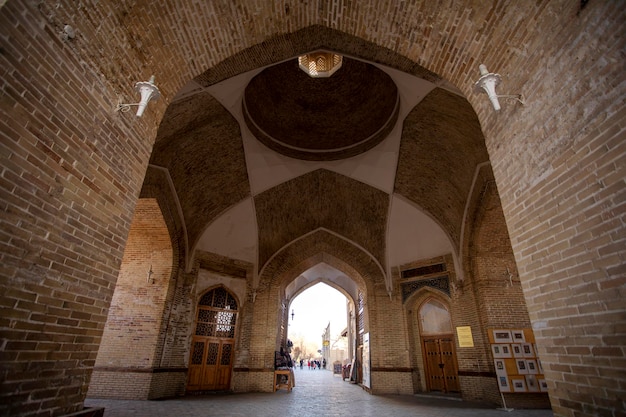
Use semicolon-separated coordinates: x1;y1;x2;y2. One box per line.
187;287;238;392
439;337;460;392
422;336;459;393
424;338;445;391
188;339;206;389
188;339;234;390
215;341;233;388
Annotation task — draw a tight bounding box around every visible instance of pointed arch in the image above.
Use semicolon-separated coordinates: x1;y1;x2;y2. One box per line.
258;228;384;294
188;285;239;392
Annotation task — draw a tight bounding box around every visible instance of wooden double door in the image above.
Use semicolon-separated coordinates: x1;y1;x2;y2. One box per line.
188;338;234;391
187;287;238;392
422;336;460;393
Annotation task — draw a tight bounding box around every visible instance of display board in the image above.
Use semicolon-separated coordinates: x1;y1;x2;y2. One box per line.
456;326;474;347
362;332;371;389
489;328;548;393
333;361;342;375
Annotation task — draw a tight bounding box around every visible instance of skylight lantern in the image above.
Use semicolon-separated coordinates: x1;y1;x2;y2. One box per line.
298;51;343;78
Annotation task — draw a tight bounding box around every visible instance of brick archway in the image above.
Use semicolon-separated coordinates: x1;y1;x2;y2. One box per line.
249;230;379;367
88;198;179;400
1;2;623;416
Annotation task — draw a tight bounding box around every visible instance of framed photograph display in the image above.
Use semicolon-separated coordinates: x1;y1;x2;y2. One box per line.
492;344;502;358
522;343;534;358
499;376;511;392
491;328;546;395
500;344;512;358
492;330;513;343
512;377;527;392
511;330;526;342
526;360;539;375
525;375;539;392
494;359;507;376
492;344;512;358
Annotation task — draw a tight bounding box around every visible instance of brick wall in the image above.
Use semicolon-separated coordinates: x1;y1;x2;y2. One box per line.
464;175;550;408
476;5;626;416
0;2;166;414
88;199;174;399
393;165;552;409
1;1;623;416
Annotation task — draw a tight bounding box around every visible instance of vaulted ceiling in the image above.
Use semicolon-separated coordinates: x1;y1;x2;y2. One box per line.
141;36;489;295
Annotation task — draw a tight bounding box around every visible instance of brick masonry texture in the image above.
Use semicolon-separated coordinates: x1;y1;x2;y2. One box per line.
1;2;624;417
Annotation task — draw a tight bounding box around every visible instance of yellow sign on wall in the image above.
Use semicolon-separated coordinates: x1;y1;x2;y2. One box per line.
456;326;474;347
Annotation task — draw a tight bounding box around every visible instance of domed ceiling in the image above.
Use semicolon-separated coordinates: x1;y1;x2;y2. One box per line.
243;57;399;161
146;46;489;288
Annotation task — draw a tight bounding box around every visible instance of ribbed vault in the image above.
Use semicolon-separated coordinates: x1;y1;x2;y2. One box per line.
146;25;488;284
258;229;384;293
149;92;250;258
254;170;389;273
395;88;489;247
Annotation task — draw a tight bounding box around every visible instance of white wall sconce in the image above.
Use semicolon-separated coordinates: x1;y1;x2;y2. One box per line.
474;64;523;111
116;75;161;117
61;25;76;41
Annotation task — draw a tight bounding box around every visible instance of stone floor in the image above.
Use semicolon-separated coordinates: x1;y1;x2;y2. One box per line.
85;367;554;417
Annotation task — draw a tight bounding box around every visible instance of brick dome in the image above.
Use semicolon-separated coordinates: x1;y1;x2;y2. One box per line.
243;56;399;160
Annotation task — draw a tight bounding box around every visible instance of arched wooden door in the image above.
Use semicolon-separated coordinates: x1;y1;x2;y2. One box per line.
419;298;459;393
187;287;238;392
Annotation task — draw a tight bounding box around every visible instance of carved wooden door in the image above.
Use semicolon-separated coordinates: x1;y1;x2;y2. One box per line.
422;336;459;393
187;288;237;392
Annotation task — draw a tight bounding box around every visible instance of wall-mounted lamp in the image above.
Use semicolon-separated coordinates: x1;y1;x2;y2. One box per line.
474;64;523;111
116;75;161;117
147;264;154;284
61;25;76;41
504;266;517;286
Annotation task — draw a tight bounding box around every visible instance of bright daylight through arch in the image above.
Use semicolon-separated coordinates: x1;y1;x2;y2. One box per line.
287;283;348;367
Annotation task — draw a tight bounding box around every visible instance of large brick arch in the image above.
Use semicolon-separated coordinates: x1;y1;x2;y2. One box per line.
88;198;178;399
396;88;489;252
248;230;379;382
194;24;440;87
1;2;624;416
255;170;389;275
149;92;250;268
259;229;383;293
140;172;185;274
286;275;356;300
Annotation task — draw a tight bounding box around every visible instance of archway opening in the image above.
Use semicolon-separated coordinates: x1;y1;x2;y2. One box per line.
418;298;459;394
287;283;349;372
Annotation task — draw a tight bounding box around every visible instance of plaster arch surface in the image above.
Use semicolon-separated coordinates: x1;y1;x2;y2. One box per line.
286;276;357;309
404;286;452;312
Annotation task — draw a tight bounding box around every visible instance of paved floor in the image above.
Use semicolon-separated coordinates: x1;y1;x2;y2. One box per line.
85;368;554;417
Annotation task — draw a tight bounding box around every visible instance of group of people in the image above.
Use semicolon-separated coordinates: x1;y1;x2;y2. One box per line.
299;358;326;369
